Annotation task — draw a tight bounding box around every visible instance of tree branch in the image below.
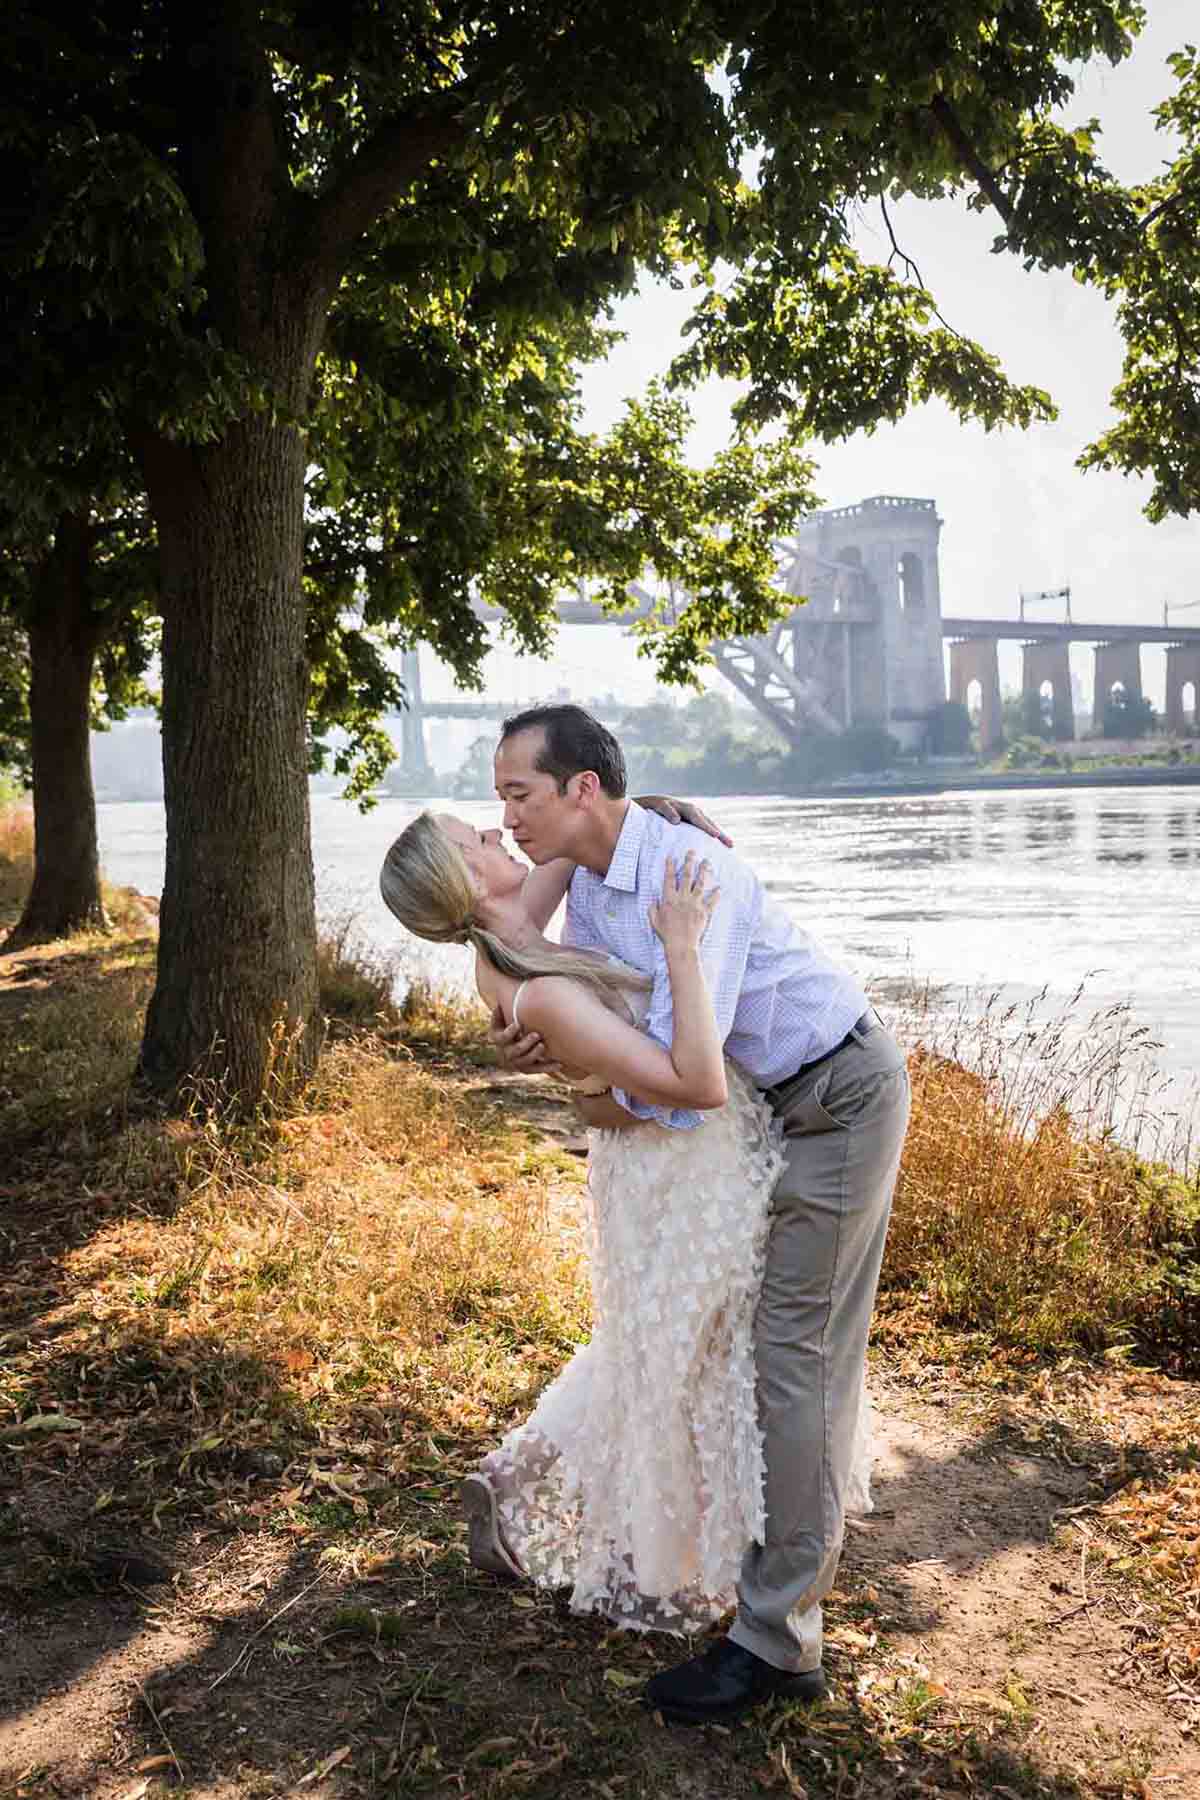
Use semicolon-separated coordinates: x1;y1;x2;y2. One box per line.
879;193;965;341
1138;185;1194;235
879;192;926;288
928;93;1016;228
308;108;468;277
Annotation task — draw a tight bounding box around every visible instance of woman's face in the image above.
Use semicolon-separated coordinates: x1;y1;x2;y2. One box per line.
435;815;527;903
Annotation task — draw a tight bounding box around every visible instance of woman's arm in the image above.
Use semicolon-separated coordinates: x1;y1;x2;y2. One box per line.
515;854;727;1111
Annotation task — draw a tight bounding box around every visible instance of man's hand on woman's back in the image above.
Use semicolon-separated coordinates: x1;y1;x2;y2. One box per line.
489;1005;560;1074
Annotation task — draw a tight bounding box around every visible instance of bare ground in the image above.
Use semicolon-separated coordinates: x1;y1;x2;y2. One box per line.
3;1361;1199;1800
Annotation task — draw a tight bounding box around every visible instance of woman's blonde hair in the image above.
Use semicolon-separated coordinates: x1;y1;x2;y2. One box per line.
379;812;650;998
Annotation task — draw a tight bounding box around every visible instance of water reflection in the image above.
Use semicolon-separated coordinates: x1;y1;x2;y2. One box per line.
979;799;1009;857
1024;801;1075;854
1165;810;1198;862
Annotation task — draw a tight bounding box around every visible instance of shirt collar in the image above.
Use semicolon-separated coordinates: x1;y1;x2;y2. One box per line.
603;801;648;893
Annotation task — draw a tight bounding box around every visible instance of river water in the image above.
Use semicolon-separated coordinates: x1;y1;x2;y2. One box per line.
97;785;1199;1149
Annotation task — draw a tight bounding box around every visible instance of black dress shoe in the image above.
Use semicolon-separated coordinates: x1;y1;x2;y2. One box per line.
644;1637;828;1724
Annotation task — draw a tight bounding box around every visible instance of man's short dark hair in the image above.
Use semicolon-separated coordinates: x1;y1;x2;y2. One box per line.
500;704;627;798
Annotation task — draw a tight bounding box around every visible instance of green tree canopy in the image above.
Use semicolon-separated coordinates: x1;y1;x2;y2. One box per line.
1079;47;1200;518
0;0;1155;1105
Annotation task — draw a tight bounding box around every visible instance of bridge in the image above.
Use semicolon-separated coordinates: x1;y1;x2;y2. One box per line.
396;495;1200;772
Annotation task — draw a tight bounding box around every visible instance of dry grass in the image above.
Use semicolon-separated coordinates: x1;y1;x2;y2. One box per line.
395;975;497;1059
3;1036;587;1464
0;940;156;1143
883;988;1200;1368
0;799;34;918
315;910;403;1033
1;911;587;1529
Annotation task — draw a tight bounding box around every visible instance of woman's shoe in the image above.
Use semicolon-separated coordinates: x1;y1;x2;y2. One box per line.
460;1474;524;1581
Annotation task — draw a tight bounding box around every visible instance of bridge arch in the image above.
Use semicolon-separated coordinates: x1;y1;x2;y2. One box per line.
1021;641;1074;740
1165;646;1200;733
947;636;1002;752
1092;642;1143;733
831;547;863;616
898;551;926;615
1037;678;1057;733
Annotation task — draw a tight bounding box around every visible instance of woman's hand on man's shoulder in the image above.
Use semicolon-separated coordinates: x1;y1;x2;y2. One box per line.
635;795;733;848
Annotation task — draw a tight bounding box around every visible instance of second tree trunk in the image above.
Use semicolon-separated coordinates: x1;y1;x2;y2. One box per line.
8;519;107;949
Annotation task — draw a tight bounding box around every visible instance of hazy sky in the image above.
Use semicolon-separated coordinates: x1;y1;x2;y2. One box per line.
421;1;1198;720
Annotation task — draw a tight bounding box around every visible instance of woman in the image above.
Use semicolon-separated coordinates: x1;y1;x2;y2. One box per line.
379;810;870;1635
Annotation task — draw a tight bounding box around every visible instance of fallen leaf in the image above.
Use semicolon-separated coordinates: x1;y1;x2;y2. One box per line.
962;1688;1014;1713
297;1744;352;1786
1;1413;83;1440
462;1736;519;1765
603;1668;641;1690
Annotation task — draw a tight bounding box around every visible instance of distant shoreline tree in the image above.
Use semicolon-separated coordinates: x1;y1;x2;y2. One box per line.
1101;688;1158;740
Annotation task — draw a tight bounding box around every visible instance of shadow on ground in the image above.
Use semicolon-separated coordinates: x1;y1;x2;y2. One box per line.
3;1371;1191;1799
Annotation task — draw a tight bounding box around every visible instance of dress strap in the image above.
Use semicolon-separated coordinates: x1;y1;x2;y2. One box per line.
510;980;528;1030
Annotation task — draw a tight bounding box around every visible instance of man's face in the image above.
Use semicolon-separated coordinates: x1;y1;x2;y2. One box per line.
494;728;580;865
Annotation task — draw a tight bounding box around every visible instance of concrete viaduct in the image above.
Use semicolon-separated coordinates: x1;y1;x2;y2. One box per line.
946;619;1200;751
396;494;1200;773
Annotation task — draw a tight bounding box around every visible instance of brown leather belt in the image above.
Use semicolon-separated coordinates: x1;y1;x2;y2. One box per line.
762;1011;876;1105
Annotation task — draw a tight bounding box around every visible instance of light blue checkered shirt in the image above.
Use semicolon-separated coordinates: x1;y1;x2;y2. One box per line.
564;802;869;1130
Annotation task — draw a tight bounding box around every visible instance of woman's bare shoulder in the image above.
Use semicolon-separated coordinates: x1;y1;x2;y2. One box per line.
516;973;598;1022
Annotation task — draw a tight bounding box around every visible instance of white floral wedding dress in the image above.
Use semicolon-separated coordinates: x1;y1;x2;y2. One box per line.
475;977;875;1636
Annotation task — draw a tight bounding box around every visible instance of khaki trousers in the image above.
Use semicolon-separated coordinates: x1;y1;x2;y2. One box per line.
728;1019;911;1672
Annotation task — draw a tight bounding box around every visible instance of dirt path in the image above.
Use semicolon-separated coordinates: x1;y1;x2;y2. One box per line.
4;1365;1198;1800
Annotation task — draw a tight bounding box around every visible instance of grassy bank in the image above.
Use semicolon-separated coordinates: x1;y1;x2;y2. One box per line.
4;819;1196;1378
3;815;1200;1796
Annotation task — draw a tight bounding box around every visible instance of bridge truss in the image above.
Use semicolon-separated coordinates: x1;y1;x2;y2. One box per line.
405;552;1200;765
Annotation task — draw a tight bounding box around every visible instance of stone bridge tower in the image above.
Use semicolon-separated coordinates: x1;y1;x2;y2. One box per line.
793;495;946;747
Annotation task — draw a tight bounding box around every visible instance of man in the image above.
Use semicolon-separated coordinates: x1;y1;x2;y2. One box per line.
489;703;910;1725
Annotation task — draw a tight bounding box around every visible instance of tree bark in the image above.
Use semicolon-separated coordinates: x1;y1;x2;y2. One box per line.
136;398;320;1107
7;518;108;949
130;5;452;1109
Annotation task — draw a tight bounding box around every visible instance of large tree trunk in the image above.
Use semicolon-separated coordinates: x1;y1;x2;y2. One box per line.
137;404;319;1106
7;517;107;949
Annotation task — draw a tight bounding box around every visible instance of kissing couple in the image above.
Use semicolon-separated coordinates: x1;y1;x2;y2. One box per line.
380;704;910;1725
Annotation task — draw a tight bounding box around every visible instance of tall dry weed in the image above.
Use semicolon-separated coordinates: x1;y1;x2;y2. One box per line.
886;987;1200;1360
315;910;403;1032
0;801;34;920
